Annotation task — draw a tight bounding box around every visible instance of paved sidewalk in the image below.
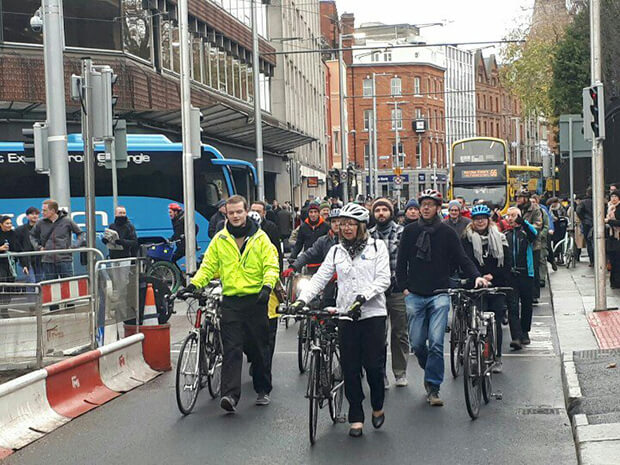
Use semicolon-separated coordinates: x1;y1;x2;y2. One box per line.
549;261;620;465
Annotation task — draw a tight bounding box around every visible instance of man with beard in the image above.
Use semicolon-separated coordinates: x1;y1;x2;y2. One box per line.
289;201;330;274
181;195;279;412
396;189;487;406
369;198;409;388
103;206;138;259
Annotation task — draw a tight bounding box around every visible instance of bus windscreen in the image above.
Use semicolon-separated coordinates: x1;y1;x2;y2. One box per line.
453;140;505;164
453;185;507;209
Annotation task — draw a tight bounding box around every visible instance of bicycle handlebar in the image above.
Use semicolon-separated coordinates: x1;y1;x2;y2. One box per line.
433;286;513;296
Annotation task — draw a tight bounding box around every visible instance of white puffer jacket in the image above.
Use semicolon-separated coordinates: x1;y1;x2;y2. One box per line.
298;237;390;320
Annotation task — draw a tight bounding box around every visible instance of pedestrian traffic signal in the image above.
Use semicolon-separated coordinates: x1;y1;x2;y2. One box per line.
582;83;605;141
22;122;49;173
190;106;204;160
92;66;117;140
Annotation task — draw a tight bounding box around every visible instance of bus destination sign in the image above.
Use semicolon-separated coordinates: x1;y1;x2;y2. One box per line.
462;168;498;178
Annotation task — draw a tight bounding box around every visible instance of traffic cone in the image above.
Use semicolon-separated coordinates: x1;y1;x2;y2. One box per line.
143;283;159;326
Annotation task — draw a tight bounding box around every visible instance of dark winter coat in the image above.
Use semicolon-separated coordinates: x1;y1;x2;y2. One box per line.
31;212;83;263
292;232;337;271
289;217;330;260
461;230;513;287
104;218;139;259
504;221;538;278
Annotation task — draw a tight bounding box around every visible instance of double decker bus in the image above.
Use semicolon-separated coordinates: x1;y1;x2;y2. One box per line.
0;133;257;252
450;137;510;212
508;165;559;200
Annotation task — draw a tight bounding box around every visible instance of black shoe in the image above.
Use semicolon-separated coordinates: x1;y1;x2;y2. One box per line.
510;339;523;350
220;396;237;413
371;412;385;429
424;381;431;397
249;364;254;377
521;333;531;345
532;298;539;305
445;325;451;333
551;262;558;271
540;281;546;288
349;427;363;437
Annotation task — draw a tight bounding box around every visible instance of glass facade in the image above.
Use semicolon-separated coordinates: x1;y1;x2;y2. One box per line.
0;1;271;110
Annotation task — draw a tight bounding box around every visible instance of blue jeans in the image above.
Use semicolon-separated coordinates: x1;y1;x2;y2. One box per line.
42;262;73;281
405;293;450;388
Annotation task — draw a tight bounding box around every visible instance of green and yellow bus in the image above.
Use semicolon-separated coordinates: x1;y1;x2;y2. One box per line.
450;137;510;212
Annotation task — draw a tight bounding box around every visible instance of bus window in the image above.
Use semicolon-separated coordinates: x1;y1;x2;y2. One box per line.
453;140;505;164
453;185;507;209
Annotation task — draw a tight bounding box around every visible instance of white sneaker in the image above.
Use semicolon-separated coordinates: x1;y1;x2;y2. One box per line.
492;360;503;374
394;376;408;387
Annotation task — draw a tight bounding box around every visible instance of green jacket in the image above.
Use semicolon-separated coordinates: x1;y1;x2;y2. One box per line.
190;225;279;296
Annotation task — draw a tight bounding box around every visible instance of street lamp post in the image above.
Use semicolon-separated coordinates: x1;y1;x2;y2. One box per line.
252;0;265;201
338;33;349;202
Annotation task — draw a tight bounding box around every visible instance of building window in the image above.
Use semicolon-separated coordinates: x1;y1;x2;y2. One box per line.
391;108;402;130
384;51;392;61
122;0;153;61
427;78;431;98
364;110;372;131
391;77;402;97
414;77;421;95
333;130;339;154
416;139;422;168
364;143;370;167
416;108;422;120
191;37;202;82
363;78;373;98
64;0;122;50
371;51;380;62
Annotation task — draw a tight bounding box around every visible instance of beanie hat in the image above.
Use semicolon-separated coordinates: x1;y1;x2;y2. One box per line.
308;201;321;212
448;200;461;210
372;198;394;215
405;198;420;210
319;201;330;210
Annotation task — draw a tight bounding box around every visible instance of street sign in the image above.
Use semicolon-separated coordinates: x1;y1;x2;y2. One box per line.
307;176;319;188
393;175;403;190
340;171;347;180
558;114;592;158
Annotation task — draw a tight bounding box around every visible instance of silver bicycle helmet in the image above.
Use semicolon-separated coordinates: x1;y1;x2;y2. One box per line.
339;202;369;224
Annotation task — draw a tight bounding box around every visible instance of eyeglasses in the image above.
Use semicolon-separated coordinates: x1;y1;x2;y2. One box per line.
340;221;358;229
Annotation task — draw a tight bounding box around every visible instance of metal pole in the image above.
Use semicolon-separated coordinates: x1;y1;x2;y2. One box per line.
338;33;348;202
81;59;97;297
590;0;606;311
109;139;118;211
43;0;71;210
552;151;556;197
569;117;575;230
178;0;197;276
393;101;401;208
252;0;265;201
372;73;379;197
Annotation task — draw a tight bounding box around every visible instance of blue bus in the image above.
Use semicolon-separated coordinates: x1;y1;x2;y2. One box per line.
0;133;257;254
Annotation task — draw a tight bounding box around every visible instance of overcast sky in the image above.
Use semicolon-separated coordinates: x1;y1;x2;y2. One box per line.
333;0;536;56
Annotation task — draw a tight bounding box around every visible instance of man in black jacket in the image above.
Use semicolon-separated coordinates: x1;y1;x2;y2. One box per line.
14;207;43;282
168;203;198;263
576;187;594;266
251;201;282;270
396;189;487;406
289;201;329;274
102;206;139;259
208;200;226;239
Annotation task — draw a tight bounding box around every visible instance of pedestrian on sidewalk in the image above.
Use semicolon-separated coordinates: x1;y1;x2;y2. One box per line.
504;207;538;348
0;215;28;317
516;188;543;301
576;187;595;267
461;205;513;372
31;199;84;280
14;207;43;282
369;198;410;388
396;189;488;407
103;206;138;259
605;190;620;289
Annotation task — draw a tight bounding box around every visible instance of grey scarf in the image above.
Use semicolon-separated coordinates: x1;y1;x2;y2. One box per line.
465;224;508;267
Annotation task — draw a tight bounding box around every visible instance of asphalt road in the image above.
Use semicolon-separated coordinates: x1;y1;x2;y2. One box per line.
6;287;577;465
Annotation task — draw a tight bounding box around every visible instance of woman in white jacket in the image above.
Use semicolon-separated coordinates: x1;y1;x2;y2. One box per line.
292;203;391;438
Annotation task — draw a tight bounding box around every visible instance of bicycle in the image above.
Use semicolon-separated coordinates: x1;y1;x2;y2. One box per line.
171;281;223;415
140;237;202;292
448;289;470;378
284;306;345;444
435;286;511;420
552;218;576;269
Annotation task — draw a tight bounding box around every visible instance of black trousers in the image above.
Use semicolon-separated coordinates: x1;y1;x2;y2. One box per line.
484;294;506;357
220;295;272;402
338;316;386;424
509;275;534;340
582;224;595;264
610;250;620;289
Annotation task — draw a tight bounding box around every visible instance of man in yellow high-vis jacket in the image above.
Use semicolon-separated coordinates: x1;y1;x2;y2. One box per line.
183;195;279;413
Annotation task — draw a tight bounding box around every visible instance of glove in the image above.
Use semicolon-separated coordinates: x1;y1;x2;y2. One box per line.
289;299;306;313
282;267;295;278
346;295;367;321
178;283;196;299
515;215;524;226
256;285;272;305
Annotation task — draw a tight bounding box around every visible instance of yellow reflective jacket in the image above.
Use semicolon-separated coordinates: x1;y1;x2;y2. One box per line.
191;225;279;296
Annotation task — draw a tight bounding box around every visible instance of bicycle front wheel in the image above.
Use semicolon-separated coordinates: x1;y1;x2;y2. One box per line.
148;261;183;292
450;308;464;378
175;332;201;415
463;335;481;420
308;351;321;445
328;348;344;423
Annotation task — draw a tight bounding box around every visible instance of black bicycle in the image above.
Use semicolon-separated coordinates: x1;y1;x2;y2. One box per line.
448;290;470;378
436;286;511;419
171;281;223;415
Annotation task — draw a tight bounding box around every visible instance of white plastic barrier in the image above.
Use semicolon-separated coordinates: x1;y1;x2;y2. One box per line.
0;369;70;450
98;334;160;393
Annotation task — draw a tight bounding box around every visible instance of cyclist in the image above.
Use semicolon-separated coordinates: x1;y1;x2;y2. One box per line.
396;189;488;407
461;204;513;373
369;198;409;388
291;203;391;437
289;201;330;274
180;195;280;413
504;206;538;348
168;203;199;263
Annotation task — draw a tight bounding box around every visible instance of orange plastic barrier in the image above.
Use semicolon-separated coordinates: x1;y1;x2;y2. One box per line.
45;350;120;418
124;324;171;371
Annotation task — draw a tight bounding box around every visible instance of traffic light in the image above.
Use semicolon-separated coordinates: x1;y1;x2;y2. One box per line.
91;66;118;140
104;119;128;169
22;122;49;173
190;106;203;160
583;83;605;141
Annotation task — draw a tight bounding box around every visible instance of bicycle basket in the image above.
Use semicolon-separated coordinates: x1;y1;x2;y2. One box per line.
146;242;175;261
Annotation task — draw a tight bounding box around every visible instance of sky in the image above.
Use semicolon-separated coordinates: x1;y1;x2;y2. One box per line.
332;0;537;57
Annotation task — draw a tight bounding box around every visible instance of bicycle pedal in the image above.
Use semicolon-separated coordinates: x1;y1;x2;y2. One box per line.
492;391;503;401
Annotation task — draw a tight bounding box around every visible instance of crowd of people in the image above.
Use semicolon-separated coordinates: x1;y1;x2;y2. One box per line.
180;185;614;439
